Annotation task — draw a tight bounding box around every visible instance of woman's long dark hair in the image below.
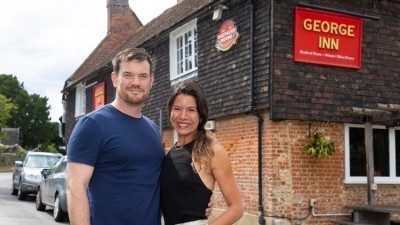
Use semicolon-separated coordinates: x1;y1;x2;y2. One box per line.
167;82;216;170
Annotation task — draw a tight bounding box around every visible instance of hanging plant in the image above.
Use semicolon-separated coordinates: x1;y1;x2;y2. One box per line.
305;125;334;159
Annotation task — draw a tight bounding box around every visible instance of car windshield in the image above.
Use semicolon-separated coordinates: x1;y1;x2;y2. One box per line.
25;155;60;168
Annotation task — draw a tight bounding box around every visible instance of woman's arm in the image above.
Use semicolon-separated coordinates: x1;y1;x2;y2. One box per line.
209;143;244;225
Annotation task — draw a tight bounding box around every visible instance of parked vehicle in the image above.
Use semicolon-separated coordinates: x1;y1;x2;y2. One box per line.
11;151;63;200
35;155;68;222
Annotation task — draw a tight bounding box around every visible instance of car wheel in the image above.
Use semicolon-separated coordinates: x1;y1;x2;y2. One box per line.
36;189;46;211
11;178;18;195
17;184;26;200
53;195;67;222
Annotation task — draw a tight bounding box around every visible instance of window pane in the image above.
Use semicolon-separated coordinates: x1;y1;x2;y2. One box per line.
178;60;183;74
79;90;86;114
177;48;183;74
185;31;192;71
194;28;198;67
169;19;198;80
176;37;183;74
75;83;86;116
373;129;389;176
349;127;390;177
396;130;400;177
350;127;366;176
185;45;192;70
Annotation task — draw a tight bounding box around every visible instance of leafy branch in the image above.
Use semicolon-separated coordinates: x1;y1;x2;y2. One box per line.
305;125;334;159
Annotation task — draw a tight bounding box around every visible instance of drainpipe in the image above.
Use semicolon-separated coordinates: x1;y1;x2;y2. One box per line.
269;0;275;120
248;0;265;224
159;108;163;141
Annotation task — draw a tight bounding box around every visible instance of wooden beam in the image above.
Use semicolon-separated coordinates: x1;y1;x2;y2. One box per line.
351;104;400;205
377;103;400;113
351;107;400;123
352;107;390;116
365;120;376;205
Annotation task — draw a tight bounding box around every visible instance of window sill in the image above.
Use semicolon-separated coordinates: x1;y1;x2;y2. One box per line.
170;71;198;86
344;177;400;185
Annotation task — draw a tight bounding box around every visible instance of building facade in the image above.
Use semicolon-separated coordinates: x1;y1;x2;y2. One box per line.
61;0;400;224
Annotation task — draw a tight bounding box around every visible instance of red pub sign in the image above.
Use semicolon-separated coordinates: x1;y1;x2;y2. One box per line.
93;82;105;110
294;7;363;69
215;20;240;51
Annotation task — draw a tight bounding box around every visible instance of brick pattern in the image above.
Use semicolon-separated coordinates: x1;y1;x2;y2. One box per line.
63;0;140;140
63;0;270;139
163;112;266;215
139;0;269;127
64;68;114;143
196;0;268;119
265;119;346;224
62;1;400;224
213;113;265;213
68;0;142;82
179;114;400;225
271;0;400;124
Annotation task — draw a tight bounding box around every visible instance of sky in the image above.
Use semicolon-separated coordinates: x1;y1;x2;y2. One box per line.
0;0;176;122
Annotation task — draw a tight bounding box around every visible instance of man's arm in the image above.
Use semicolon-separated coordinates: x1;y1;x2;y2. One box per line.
67;162;94;225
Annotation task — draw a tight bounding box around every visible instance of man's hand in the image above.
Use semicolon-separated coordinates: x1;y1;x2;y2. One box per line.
205;201;214;217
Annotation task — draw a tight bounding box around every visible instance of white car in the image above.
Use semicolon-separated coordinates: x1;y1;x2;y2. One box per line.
11;151;63;200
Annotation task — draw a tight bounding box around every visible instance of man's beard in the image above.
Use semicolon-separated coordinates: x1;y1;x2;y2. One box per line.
118;88;149;106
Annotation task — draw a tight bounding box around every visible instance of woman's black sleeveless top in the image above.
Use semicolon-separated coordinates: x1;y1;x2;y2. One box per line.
160;141;213;225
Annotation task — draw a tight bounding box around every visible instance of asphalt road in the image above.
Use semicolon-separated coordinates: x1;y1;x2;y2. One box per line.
0;172;70;225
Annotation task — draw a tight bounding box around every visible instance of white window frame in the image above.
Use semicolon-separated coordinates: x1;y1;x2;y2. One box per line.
344;123;400;184
75;82;86;117
169;19;198;84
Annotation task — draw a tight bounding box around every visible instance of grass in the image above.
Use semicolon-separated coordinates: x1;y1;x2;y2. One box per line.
0;165;14;172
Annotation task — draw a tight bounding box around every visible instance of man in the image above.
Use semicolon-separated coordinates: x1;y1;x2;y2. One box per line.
67;48;165;225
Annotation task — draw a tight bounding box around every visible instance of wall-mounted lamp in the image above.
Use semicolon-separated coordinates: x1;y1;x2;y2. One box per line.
205;120;216;131
212;4;228;21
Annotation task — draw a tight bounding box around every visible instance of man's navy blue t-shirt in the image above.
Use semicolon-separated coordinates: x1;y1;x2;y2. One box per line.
68;104;165;225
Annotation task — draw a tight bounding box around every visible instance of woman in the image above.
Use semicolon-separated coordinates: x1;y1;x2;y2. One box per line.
160;82;244;225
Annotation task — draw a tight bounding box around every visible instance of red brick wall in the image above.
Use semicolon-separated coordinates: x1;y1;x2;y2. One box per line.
162;113;400;224
266;120;346;224
162;112;266;218
213;112;264;213
163;128;174;150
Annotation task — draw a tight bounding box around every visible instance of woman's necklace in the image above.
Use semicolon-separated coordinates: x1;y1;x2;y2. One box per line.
174;142;184;150
174;140;194;150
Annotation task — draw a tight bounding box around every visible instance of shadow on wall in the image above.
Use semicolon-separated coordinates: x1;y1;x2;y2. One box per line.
208;208;290;225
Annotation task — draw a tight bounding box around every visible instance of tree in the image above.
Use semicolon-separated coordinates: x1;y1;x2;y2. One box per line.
0;74;60;151
0;94;16;127
17;93;52;148
0;94;17;142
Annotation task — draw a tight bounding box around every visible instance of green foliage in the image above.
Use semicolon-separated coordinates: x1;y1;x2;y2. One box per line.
305;132;334;159
0;144;24;154
45;143;58;153
0;74;62;151
18;148;26;159
0;94;17;142
18;93;52;148
0;94;17;126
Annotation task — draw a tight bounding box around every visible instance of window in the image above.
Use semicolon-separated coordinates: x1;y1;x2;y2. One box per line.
75;82;86;117
53;158;67;174
169;19;198;83
345;124;400;184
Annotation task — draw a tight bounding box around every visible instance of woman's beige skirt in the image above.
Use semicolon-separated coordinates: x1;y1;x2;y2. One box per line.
176;219;208;225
